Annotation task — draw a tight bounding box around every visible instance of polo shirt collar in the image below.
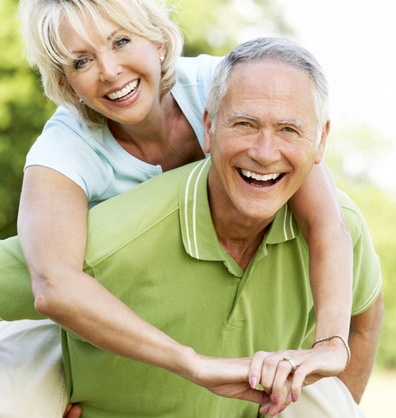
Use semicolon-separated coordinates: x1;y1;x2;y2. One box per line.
179;158;299;263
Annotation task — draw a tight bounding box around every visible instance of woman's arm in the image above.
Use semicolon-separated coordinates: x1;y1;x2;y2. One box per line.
17;166;268;404
18;166;193;373
288;161;353;342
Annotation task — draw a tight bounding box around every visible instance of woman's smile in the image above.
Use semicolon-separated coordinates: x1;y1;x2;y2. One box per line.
106;79;140;101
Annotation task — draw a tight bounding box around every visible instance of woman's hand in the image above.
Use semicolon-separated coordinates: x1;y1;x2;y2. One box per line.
249;339;349;415
192;355;272;409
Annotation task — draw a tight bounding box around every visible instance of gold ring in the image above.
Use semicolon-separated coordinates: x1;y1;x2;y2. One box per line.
282;356;296;373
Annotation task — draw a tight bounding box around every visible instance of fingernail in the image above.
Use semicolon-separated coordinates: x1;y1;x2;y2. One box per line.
279;406;287;413
292;394;298;403
272;394;279;406
265;389;272;396
251;377;258;388
270;412;278;418
260;408;270;414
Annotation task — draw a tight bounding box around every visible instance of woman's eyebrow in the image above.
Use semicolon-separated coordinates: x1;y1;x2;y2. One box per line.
69;28;125;55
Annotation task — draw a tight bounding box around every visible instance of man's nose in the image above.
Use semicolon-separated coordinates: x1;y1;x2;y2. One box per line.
247;131;281;166
98;54;122;83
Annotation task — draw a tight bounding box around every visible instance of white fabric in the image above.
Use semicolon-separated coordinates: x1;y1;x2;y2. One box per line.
277;377;367;418
0;320;67;417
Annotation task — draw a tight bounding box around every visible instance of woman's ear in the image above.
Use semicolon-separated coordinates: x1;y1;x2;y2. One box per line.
157;43;166;60
59;76;78;101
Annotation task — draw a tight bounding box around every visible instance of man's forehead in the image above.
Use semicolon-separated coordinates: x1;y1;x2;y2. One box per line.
220;61;317;125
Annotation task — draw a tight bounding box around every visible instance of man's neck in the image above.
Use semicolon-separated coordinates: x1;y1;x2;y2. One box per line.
207;171;274;271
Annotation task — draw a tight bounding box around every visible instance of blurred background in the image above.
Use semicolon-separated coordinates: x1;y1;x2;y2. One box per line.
1;0;395;415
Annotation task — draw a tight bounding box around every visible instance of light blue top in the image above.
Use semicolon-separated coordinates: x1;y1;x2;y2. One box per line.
24;55;221;209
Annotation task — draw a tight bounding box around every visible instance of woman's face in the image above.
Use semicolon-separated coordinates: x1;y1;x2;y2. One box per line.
60;14;166;127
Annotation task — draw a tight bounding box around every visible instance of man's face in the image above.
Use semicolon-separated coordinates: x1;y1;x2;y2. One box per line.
204;61;328;226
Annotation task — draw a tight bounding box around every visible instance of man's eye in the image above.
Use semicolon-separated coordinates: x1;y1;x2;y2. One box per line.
283;127;298;133
236;122;251;127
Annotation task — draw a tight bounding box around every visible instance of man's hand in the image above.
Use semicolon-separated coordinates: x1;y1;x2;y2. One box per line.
63;404;82;418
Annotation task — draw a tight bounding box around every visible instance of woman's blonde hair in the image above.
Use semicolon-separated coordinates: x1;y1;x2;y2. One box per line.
18;0;184;128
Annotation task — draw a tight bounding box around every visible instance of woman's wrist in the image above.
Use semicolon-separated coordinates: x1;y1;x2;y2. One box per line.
164;344;199;382
312;334;351;374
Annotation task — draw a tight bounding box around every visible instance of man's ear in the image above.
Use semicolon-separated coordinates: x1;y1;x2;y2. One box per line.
315;120;330;164
203;109;212;154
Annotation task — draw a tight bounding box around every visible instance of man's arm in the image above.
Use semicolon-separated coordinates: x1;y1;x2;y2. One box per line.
339;291;384;404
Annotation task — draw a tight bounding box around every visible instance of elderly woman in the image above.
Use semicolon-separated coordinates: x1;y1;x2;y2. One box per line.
0;0;353;416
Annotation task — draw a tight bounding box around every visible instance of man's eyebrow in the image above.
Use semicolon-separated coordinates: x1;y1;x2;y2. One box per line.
226;113;259;123
277;120;305;132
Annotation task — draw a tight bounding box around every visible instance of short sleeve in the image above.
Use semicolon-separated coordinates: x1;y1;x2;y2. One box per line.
339;191;382;315
24;107;111;201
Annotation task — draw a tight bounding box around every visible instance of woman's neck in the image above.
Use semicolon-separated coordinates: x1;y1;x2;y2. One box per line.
108;94;205;171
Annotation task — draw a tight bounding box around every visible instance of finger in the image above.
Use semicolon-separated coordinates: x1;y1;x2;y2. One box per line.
64;404;82;418
259;352;285;393
240;387;272;406
63;405;72;418
249;351;269;388
290;361;317;402
272;361;295;408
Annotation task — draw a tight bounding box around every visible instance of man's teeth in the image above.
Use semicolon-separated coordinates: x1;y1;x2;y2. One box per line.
241;169;280;182
107;80;139;101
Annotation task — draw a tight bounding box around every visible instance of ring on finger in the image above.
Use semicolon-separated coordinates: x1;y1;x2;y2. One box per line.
282;356;296;373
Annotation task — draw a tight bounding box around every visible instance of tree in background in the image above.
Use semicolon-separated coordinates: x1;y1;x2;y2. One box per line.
0;0;56;238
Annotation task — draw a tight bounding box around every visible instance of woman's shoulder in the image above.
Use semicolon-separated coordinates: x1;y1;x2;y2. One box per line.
175;55;223;86
26;106;109;166
42;106;100;139
25;107;112;199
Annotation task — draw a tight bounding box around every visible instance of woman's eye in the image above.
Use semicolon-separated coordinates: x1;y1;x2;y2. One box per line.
73;58;89;70
114;37;131;48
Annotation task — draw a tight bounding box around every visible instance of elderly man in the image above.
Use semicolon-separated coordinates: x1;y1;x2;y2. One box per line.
0;37;382;418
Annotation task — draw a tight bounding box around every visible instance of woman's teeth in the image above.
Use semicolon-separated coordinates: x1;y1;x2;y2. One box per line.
107;80;139;101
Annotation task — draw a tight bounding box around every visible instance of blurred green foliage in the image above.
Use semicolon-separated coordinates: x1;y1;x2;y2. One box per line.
1;0;395;370
0;0;56;237
326;128;396;370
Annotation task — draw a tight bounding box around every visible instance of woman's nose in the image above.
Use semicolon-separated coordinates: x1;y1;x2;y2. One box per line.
98;54;122;83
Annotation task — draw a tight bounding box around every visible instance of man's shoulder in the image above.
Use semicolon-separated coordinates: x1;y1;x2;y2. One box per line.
84;162;203;265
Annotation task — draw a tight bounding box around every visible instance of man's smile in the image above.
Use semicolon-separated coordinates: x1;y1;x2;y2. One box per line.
239;168;284;187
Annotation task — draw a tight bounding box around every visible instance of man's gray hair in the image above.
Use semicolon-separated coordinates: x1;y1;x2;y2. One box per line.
206;37;330;136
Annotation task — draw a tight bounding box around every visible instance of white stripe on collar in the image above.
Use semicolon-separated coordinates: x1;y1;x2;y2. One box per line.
283;204;296;241
184;158;211;259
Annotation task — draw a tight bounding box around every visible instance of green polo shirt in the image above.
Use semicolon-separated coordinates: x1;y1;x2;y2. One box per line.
0;159;381;417
59;159;380;417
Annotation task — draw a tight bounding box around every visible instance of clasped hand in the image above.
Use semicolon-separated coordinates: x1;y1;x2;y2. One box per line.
64;341;348;418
